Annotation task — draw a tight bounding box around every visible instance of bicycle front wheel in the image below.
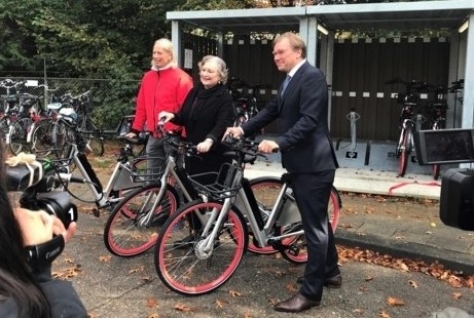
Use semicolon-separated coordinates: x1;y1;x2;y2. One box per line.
154;200;248;295
398;130;409;177
103;184;179;257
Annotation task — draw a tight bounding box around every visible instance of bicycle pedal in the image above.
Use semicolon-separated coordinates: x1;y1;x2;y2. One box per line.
288;245;300;256
92;208;100;217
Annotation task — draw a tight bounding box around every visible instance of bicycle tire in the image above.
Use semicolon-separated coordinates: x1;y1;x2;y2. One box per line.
248;177;341;255
103;183;179;257
154;199;248;295
31;119;75;159
9;117;32;155
0;117;10;136
432;164;440;180
398;130;409;177
81;118;104;156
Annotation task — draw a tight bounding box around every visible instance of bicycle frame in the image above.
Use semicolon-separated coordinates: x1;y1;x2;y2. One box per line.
133;151;199;227
398;118;415;155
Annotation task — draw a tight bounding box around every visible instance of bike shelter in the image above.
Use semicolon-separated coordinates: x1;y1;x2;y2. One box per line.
167;0;474;178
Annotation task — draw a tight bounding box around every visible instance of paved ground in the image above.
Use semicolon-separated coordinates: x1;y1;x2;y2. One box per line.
52;149;474;317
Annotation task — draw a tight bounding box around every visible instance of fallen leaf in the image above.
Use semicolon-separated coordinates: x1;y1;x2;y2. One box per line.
285;283;297;292
365;274;374;281
430;222;437;227
99;255;112;263
215;299;226;309
353;308;365;314
229;290;242;297
63;258;74;264
52;266;81;279
268;298;279;306
379;310;391;317
147;313;159;318
174;303;193;312
453;292;462;299
129;265;145;274
387;296;404;306
408;280;418;288
146;298;158;308
243;311;253;318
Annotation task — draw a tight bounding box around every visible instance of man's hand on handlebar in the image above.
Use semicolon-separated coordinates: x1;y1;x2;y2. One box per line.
258;140;279;154
223;126;245;140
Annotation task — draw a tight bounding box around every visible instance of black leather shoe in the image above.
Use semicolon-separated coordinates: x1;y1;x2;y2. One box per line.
274;293;321;313
296;274;342;288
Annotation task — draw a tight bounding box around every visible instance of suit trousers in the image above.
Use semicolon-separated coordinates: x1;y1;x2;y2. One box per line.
290;169;339;300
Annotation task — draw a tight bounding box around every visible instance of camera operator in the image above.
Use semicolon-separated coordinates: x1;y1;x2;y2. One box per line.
0;139;87;317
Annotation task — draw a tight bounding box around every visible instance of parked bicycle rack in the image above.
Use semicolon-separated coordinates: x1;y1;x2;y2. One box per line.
335;108;371;166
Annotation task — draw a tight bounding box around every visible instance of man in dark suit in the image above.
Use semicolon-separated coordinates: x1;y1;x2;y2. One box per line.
224;32;340;313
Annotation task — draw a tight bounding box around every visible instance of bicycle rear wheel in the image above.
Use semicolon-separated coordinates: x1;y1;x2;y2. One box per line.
248;178;341;255
103;183;179;257
9;117;32;155
154;200;248;295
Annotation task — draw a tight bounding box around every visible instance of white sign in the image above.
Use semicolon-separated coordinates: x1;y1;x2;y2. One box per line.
184;49;193;69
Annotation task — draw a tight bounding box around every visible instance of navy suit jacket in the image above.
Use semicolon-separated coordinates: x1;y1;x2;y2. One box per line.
241;61;339;173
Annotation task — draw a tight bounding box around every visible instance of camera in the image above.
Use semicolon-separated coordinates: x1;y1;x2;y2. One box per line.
414;128;474;231
6;160;78;229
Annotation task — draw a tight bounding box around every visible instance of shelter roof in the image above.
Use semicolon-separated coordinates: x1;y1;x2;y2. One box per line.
167;0;474;34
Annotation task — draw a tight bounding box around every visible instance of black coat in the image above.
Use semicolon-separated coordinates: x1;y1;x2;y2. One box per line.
173;83;235;182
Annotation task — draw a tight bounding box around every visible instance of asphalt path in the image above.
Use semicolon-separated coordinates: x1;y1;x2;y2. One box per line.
54;208;474;318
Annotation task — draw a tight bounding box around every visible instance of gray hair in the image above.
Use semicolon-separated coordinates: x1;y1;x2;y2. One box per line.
198;55;229;84
151;38;178;68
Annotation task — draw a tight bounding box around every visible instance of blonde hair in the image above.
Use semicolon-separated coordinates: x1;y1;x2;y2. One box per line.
273;32;307;59
150;38;178;68
198;55;229;84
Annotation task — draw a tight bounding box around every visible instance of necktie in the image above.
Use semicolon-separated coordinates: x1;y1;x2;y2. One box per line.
281;75;292;96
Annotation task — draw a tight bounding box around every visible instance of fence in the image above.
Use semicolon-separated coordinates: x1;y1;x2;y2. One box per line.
0;77;140;131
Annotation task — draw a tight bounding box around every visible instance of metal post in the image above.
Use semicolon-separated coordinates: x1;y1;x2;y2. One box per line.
346;108;361;152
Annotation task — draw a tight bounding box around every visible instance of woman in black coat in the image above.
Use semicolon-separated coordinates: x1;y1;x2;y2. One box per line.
159;55;235;184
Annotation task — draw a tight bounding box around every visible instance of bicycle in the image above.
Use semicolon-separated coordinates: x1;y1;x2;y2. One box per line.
426;85;448;180
227;77;271;138
30;114;149;214
103;126;202;257
153;136;342;295
30;89;104;159
8;85;60;155
386;78;429;177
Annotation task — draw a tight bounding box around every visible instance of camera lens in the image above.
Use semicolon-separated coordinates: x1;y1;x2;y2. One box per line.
36;191;78;229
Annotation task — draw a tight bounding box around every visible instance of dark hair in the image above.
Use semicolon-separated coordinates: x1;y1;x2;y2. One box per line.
0;138;51;317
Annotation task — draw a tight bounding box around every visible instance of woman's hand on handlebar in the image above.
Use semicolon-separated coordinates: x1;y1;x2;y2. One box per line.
258;140;279;154
158;111;174;124
14;208;77;246
222;126;244;141
197;138;213;153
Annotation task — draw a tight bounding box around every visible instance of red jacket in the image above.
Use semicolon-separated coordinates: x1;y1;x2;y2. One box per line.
132;66;193;137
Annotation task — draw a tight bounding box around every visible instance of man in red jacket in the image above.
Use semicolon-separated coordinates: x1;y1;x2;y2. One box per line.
127;38;193;174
